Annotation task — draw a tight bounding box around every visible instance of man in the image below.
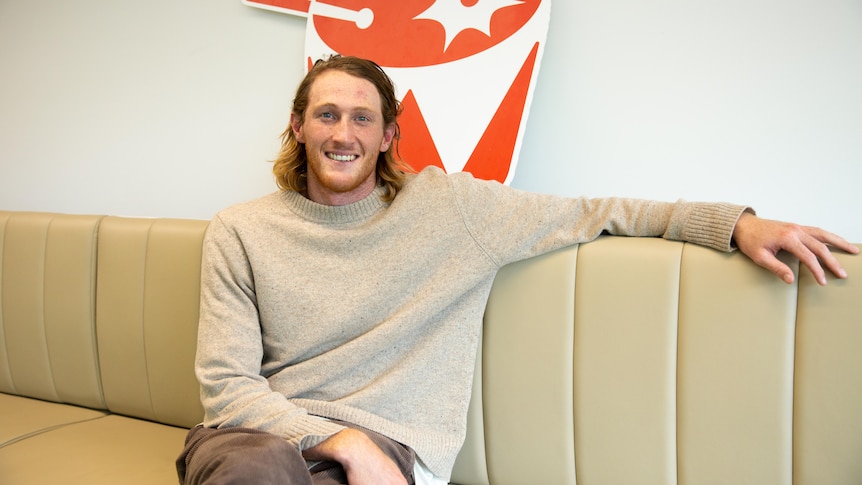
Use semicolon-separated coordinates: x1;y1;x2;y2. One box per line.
177;55;857;485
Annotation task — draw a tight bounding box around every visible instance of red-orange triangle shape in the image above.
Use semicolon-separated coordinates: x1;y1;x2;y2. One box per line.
397;89;445;172
462;42;539;183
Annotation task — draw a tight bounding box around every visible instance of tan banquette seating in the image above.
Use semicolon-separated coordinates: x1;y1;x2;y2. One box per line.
1;210;860;485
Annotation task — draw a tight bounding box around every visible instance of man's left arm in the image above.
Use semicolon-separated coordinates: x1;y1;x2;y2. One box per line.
732;211;860;285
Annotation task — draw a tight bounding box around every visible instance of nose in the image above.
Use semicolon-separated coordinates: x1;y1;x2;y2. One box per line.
331;117;355;143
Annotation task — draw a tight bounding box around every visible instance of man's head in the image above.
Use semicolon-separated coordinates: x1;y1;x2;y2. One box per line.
273;55;411;205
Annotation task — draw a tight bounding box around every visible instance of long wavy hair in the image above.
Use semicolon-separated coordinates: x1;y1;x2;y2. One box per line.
272;55;413;202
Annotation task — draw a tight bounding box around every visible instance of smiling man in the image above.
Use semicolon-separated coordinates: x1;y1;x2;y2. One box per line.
177;55;858;485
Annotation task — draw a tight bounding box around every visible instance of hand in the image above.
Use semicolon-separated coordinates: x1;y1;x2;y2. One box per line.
732;212;859;285
303;428;408;485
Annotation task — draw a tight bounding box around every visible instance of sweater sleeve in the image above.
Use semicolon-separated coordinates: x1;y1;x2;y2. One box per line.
195;215;345;450
447;172;749;267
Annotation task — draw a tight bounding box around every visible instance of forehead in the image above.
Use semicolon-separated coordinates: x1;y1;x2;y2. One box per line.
307;69;383;113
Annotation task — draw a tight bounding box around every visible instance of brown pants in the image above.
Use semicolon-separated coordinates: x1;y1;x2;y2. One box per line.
176;421;415;485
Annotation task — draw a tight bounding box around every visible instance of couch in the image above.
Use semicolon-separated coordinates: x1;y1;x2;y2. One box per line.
1;210;860;485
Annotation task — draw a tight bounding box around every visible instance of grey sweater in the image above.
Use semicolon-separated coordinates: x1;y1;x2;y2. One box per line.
195;167;747;480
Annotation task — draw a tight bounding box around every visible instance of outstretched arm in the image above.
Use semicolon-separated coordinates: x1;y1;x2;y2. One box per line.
732;212;859;285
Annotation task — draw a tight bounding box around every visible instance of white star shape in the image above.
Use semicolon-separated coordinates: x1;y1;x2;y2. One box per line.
413;0;525;51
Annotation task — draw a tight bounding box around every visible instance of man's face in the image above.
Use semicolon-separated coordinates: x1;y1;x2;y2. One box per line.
291;69;396;206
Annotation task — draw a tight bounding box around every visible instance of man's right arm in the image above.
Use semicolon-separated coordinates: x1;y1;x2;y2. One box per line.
195;216;344;448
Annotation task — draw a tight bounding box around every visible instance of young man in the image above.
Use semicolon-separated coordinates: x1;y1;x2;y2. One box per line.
177;56;857;485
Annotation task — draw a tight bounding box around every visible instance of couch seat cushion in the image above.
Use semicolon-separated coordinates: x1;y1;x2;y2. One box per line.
0;393;107;447
0;413;188;484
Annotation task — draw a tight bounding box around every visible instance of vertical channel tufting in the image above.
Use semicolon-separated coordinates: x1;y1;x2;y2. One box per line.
677;244;797;485
43;214;105;409
1;213;57;401
0;211;13;393
793;250;862;485
451;335;489;485
572;237;682;485
96;217;156;420
96;216;208;427
0;212;104;407
482;245;578;484
142;218;208;428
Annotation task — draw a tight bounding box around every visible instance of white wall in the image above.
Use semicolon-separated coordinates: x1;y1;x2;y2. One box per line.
2;0;861;241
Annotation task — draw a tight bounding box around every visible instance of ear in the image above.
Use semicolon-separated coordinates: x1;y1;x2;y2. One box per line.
379;122;396;152
290;113;305;143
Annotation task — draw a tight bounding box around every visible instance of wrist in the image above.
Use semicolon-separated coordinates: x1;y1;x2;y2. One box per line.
302;428;369;467
732;210;757;248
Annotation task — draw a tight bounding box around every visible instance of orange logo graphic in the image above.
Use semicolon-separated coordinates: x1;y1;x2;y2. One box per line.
244;0;550;184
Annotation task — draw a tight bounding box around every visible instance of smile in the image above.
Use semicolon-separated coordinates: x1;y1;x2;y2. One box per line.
327;153;358;162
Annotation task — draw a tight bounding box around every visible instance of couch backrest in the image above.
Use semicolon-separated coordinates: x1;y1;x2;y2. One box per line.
2;211;860;484
95;216;208;428
0;212;105;409
0;212;207;428
452;237;862;485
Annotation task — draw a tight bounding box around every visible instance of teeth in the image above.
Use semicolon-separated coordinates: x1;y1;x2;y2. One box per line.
328;153;357;162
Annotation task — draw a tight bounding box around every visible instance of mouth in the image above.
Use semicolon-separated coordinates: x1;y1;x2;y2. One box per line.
326;152;358;162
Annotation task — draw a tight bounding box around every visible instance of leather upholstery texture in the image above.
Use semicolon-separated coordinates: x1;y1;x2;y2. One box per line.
1;210;860;484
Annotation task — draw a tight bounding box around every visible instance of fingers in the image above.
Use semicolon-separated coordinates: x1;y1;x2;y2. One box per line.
781;225;858;285
805;232;847;281
805;226;860;255
733;216;856;286
796;227;859;285
794;242;828;286
754;249;796;284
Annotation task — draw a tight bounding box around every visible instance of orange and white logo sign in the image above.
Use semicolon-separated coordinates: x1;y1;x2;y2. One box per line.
244;0;551;185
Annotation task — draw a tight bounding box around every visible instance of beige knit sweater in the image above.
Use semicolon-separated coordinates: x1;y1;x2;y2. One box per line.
195;167;746;480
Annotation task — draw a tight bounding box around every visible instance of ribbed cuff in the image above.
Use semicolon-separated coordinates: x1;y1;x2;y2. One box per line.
291;415;347;451
667;201;752;252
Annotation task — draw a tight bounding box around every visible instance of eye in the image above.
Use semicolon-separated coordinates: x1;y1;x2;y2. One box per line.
320;112;335;120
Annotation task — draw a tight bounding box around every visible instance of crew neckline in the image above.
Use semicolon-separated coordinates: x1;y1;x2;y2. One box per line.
280;186;388;224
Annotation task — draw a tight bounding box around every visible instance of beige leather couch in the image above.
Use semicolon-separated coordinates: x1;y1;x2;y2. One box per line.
1;210;860;485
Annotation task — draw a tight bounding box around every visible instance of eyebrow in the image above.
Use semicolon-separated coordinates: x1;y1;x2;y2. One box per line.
313;102;378;115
